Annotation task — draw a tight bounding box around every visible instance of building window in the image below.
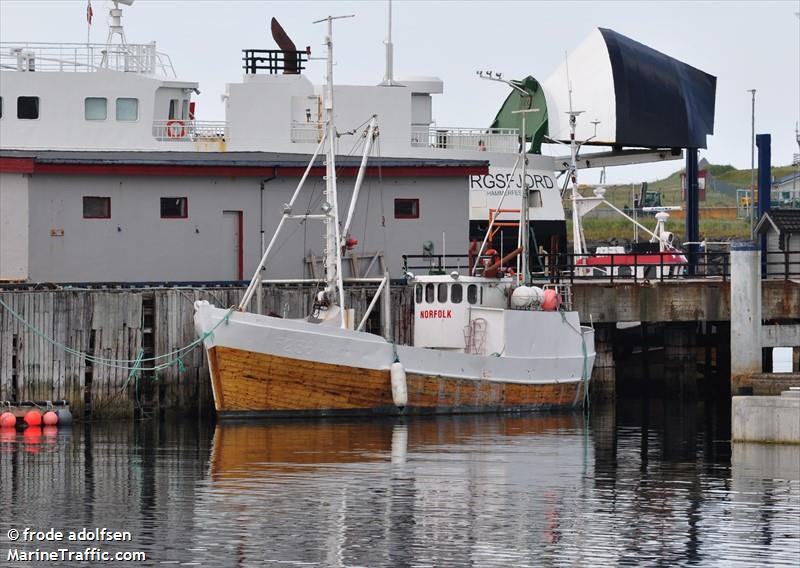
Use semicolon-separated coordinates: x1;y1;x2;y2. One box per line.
17;96;39;119
467;284;478;304
394;198;419;219
83;196;111;219
116;98;138;121
85;97;107;120
160;197;188;219
451;283;462;304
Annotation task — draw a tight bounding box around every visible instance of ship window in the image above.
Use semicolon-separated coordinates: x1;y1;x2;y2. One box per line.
116;98;138;121
84;97;107;120
451;283;462;303
394;198;419;219
181;99;189;120
414;284;422;304
0;97;3;118
160;197;188;219
467;284;478;304
83;196;111;219
168;98;179;120
437;283;448;303
425;283;434;303
17;96;39;119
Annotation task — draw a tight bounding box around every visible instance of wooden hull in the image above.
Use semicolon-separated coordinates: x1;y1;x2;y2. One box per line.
208;345;584;417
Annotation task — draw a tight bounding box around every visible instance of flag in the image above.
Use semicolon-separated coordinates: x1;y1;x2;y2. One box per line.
86;1;93;26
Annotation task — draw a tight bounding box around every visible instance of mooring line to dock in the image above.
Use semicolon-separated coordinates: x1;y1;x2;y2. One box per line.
0;298;233;372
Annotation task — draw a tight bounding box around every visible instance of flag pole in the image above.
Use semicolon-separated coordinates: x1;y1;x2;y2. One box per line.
86;1;92;67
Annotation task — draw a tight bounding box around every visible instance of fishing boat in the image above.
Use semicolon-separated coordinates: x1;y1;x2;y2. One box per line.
193;17;595;418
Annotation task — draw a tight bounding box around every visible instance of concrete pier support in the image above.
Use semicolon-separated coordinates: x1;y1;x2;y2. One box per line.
730;242;762;393
591;324;616;398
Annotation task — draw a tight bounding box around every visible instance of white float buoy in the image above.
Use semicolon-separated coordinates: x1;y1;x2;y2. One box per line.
390;362;408;408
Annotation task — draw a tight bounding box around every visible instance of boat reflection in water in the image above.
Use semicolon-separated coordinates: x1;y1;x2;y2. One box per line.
202;413;594;567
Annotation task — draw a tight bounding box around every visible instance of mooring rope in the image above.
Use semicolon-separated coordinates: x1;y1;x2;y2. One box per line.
0;297;233;372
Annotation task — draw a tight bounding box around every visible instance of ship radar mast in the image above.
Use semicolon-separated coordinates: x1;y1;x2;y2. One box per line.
106;0;135;47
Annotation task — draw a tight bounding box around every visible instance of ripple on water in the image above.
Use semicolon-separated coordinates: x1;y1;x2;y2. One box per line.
0;403;798;567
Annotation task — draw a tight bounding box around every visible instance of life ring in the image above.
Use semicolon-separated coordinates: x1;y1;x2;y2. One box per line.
166;119;186;139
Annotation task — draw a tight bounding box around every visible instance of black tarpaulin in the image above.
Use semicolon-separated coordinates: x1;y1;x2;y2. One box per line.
600;28;716;149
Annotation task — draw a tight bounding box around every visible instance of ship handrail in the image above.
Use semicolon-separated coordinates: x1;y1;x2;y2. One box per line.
0;41;176;77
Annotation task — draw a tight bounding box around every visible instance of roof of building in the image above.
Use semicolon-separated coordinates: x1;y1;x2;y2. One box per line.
755;208;800;235
0;150;488;171
773;171;800;187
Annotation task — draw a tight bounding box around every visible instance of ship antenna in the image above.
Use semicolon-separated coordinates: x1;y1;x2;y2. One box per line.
381;0;396;85
313;14;355;328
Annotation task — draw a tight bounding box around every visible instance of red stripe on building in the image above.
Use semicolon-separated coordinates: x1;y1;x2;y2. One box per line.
0;157;35;174
0;158;487;178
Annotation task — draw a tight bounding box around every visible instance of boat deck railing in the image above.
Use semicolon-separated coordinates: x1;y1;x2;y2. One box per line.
152;120;228;141
411;126;519;153
0;42;176;77
403;251;800;284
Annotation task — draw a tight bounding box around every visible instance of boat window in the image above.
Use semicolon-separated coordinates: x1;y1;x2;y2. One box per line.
451;283;462;303
467;284;478;304
181;99;190;120
160;197;188;219
437;283;448;303
0;97;3;118
168;98;179;120
528;189;543;208
17;96;39;119
83;196;110;219
415;284;422;304
116;98;138;121
84;97;107;121
425;283;434;303
480;286;483;304
394;198;419;219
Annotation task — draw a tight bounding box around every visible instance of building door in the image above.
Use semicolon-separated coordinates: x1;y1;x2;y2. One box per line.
222;210;243;280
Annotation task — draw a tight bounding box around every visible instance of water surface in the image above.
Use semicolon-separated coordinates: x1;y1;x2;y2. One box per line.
1;400;798;567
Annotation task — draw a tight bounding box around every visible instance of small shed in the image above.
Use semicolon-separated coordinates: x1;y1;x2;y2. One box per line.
754;209;800;277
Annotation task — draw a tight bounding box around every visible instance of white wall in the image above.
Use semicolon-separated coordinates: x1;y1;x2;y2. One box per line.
0;172;29;280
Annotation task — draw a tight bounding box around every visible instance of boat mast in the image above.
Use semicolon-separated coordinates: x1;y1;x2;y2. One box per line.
565;57;586;257
315;14;353;328
511;108;539;284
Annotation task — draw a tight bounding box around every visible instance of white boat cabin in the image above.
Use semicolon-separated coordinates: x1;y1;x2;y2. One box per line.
412;274;567;356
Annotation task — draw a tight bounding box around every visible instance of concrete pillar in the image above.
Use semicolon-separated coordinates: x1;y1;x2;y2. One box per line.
590;324;616;398
730;241;762;393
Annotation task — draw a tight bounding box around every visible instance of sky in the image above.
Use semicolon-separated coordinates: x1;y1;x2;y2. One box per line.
1;0;798;184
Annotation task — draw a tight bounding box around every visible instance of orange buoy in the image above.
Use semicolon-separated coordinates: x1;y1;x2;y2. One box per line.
0;412;16;428
542;289;561;311
24;410;42;427
42;411;58;426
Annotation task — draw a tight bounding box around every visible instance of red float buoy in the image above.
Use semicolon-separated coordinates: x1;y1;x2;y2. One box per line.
24;410;42;427
42;411;58;426
0;412;16;429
